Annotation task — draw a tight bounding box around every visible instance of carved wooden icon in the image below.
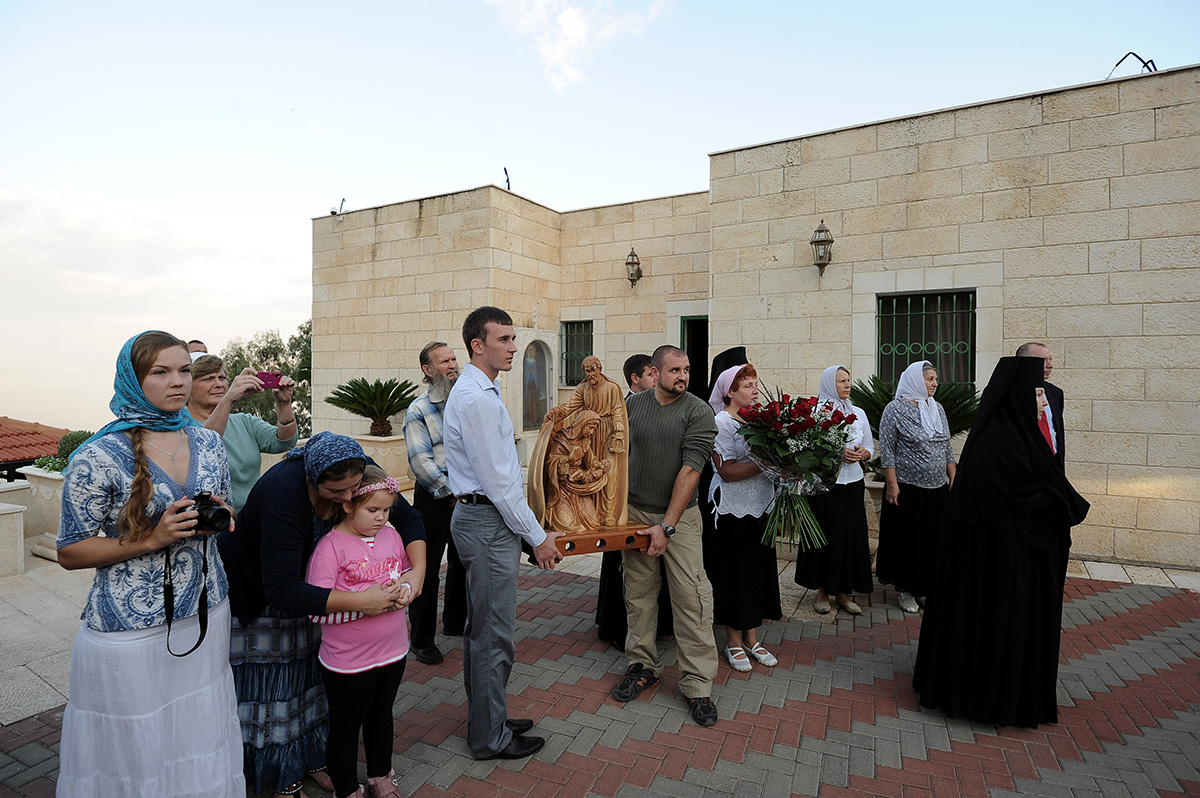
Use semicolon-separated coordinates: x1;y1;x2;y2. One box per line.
528;356;648;555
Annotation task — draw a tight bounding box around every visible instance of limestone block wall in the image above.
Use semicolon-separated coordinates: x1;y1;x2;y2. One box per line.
707;65;1200;568
312;185;713;437
314;186;579;437
559;192;711;374
311;65;1198;569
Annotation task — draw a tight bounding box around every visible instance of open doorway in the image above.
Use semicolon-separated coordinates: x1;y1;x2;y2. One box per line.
681;316;708;401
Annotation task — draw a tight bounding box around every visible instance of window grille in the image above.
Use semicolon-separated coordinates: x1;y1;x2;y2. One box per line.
560;321;593;386
876;291;976;386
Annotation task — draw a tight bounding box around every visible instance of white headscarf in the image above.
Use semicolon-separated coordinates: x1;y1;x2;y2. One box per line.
709;365;745;415
817;365;854;417
895;360;944;438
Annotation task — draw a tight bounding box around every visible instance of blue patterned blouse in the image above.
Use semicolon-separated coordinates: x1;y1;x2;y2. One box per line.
58;427;232;632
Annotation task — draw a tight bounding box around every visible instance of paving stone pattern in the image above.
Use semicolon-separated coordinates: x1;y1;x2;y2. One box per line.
0;574;1197;797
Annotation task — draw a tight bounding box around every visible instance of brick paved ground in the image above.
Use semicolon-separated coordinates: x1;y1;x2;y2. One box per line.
2;571;1197;797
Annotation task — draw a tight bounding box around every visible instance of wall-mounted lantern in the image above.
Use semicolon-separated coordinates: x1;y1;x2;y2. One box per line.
626;247;642;287
810;220;834;272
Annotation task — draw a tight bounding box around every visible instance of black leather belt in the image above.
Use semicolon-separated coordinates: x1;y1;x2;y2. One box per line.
456;494;494;506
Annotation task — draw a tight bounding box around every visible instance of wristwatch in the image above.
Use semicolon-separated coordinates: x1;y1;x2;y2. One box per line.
659;523;676;538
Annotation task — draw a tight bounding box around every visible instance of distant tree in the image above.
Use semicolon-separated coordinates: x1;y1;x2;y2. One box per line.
220;320;313;437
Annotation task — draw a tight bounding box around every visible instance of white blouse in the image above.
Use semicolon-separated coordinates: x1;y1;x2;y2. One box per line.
708;410;775;519
834;405;874;485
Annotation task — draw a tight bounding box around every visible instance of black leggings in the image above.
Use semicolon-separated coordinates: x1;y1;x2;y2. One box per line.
321;658;407;798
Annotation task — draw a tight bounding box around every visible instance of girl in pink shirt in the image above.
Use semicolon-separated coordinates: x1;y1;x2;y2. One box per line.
306;466;412;798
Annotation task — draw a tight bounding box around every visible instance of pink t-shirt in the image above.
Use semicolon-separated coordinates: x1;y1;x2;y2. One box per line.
306;524;412;673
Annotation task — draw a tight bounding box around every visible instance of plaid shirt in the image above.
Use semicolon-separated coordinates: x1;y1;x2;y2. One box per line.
404;388;452;498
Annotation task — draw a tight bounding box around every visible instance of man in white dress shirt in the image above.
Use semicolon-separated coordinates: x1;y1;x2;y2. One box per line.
444;306;564;761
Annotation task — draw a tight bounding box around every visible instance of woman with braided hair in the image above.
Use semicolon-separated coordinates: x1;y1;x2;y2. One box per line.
56;330;244;797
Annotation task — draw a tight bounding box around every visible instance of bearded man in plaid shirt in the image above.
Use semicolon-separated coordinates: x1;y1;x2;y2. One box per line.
403;341;468;665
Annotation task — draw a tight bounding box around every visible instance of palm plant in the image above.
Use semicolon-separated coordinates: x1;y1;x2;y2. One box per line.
850;375;980;476
324;378;420;437
850;374;979;438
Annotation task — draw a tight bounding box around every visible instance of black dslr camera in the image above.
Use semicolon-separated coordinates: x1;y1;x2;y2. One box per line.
191;491;231;533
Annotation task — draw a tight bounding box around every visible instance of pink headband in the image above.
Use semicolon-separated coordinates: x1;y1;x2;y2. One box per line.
352;476;401;497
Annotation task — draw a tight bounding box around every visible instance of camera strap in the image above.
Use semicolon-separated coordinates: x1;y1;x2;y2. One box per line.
163;536;209;657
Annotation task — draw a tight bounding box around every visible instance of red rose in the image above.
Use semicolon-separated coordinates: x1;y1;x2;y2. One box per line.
845;413;857;424
820;419;834;430
787;423;801;435
800;418;817;432
830;410;845;424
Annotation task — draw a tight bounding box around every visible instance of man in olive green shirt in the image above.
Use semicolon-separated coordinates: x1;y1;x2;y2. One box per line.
611;345;720;727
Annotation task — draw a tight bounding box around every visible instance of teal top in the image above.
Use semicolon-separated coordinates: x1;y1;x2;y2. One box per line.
224;413;298;511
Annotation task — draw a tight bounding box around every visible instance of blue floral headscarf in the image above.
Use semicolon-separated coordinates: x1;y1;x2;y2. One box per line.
71;331;200;461
285;431;365;484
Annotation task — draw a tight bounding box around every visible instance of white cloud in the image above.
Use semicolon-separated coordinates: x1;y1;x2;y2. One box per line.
486;0;674;90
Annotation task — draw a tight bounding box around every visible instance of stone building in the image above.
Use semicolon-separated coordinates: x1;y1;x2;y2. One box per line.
312;64;1200;570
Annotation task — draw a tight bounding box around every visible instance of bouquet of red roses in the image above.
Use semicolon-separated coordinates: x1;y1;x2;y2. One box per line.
736;388;858;550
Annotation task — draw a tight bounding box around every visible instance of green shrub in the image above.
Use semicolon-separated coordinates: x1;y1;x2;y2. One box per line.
56;430;93;460
33;455;69;472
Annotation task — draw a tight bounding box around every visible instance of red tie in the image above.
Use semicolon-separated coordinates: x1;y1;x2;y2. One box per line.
1038;412;1056;454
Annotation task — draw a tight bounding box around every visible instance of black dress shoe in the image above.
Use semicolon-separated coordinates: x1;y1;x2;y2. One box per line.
411;645;443;665
505;718;534;735
481;734;544;760
443;626;465;637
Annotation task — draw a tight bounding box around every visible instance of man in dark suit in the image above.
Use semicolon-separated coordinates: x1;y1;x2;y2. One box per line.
1017;342;1065;470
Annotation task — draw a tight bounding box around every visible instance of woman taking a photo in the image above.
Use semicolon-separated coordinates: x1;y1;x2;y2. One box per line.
794;365;875;615
875;360;956;614
706;364;782;672
56;330;244;797
187;354;299;511
218;432;426;798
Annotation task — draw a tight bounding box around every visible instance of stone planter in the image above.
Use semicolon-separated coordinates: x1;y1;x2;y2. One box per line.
16;466;65;562
0;503;24;576
351;434;415;492
864;477;885;516
864;476;885;549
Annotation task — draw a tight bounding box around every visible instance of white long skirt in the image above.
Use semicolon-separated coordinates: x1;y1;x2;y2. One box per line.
56;599;245;798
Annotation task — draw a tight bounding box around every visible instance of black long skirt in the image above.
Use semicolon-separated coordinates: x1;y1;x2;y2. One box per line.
913;515;1070;727
874;482;948;597
706;512;782;630
595;551;673;646
794;480;874;595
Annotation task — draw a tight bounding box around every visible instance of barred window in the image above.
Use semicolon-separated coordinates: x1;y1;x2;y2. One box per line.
560;321;593;386
877;291;976;386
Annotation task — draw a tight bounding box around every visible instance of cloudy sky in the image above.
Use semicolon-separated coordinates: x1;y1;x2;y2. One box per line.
1;0;1197;431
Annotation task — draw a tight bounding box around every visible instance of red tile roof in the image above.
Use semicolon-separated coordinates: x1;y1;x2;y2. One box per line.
0;417;70;463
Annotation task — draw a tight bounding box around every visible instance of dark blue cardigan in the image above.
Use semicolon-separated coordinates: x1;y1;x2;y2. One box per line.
217;457;425;625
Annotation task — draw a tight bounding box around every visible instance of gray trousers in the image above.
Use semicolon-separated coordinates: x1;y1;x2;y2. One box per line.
450;502;519;758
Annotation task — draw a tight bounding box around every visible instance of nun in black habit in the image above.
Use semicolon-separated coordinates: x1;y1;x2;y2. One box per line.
912;356;1089;728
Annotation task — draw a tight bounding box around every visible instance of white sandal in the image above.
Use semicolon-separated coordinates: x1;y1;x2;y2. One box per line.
724;646;752;672
748;642;777;667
